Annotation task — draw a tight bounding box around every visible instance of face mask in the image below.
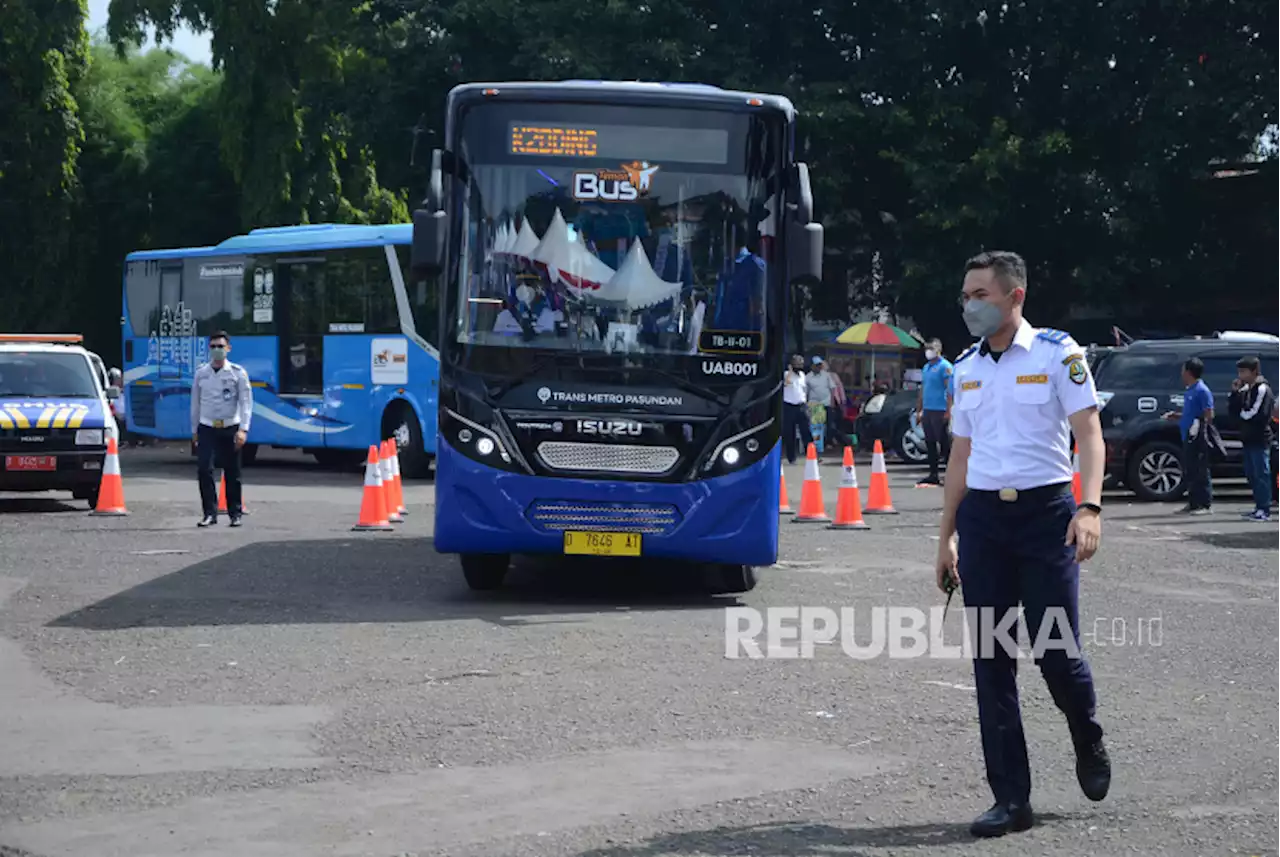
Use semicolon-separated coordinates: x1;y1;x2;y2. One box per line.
962;298;1005;338
924;349;937;361
210;346;227;360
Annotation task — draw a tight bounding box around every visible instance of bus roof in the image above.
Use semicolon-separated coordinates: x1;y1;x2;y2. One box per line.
125;223;413;261
447;80;796;118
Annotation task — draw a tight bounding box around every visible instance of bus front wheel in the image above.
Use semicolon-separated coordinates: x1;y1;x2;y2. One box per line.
707;564;757;595
385;404;431;479
460;554;510;591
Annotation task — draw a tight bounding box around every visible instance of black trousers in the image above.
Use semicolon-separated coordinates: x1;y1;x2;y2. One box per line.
957;486;1103;806
782;402;813;463
1182;434;1212;509
922;409;951;477
197;424;242;517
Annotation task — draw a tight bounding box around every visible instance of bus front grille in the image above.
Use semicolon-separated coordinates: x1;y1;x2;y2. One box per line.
536;441;679;475
525;500;682;535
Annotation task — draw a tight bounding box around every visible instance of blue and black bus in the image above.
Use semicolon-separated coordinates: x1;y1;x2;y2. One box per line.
121;224;440;475
410;81;824;591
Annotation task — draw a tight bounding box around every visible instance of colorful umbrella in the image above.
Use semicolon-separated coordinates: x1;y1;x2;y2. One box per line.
834;322;922;348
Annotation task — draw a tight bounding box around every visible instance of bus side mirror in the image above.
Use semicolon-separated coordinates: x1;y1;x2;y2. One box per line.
106;386;121;400
411;149;449;273
788;220;824;284
788;162;823;284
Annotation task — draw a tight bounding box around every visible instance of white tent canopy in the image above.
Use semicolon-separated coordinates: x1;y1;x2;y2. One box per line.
594;240;683;311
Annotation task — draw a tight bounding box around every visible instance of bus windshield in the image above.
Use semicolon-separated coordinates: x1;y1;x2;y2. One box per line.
450;102;783;360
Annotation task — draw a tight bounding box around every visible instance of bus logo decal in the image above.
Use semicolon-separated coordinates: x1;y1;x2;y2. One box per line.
572;162;660;202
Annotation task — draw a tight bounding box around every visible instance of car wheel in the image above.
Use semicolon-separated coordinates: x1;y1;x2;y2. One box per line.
1127;440;1185;502
460;553;510;591
896;420;928;464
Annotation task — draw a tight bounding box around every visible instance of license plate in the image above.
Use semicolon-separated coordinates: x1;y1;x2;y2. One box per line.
563;530;642;557
5;455;56;472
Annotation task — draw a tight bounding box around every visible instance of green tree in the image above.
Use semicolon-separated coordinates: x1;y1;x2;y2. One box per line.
0;0;89;332
108;0;407;228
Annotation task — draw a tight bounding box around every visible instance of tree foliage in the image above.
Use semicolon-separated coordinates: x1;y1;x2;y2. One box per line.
0;0;1275;360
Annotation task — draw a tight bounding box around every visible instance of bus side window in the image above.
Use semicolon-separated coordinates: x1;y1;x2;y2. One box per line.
323;247;399;334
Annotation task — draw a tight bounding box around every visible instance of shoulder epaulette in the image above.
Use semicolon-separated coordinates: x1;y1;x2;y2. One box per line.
1036;328;1072;345
954;344;979;364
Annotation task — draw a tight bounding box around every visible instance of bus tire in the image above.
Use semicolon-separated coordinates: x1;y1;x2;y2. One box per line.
708;563;757;595
385;403;431;479
460;553;509;591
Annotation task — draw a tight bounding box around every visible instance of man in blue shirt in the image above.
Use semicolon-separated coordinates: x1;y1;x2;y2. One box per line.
916;338;954;485
1177;357;1215;514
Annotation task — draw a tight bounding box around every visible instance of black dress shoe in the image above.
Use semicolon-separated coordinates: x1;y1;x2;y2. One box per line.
970;803;1034;837
229;515;243;528
197;515;217;528
1076;738;1111;801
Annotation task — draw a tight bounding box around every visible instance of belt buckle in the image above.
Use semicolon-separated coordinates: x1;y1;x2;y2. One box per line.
213;419;224;428
998;487;1018;502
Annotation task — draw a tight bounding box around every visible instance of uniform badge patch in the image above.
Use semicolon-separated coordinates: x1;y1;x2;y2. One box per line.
1067;358;1088;385
1061;353;1085;365
961;380;982;391
1016;374;1048;384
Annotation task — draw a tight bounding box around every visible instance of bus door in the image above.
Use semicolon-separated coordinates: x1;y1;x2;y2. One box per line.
273;257;328;446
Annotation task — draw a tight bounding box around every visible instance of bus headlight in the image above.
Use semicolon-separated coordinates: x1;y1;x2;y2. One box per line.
476;437;495;456
702;418;776;476
75;429;103;446
721;446;741;466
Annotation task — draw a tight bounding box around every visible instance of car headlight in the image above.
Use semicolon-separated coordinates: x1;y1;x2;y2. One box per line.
75;429;104;446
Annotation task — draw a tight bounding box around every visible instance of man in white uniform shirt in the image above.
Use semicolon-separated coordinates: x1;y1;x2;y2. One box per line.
781;354;813;463
191;331;254;527
936;251;1110;837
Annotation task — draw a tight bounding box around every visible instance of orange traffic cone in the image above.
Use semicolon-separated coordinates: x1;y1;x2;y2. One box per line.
352;445;393;531
792;443;830;523
829;446;870;530
89;436;129;516
864;439;898;514
779;465;794;515
216;471;248;515
389;437;408;517
380;440;403;523
1071;444;1083;503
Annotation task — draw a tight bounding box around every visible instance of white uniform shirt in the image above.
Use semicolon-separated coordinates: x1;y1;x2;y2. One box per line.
190;361;254;432
783;369;807;405
950;320;1098;491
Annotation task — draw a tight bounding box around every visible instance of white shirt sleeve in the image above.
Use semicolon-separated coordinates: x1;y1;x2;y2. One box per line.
1052;341;1099;418
950;365;973;438
238;366;254;433
190;367;202;433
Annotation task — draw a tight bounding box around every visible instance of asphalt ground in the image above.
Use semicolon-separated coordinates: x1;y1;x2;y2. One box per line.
0;443;1276;857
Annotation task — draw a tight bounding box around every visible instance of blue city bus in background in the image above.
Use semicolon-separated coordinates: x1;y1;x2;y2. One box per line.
410;81;824;591
121;224;440;476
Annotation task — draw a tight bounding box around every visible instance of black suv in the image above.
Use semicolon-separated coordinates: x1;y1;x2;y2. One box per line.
1093;336;1279;502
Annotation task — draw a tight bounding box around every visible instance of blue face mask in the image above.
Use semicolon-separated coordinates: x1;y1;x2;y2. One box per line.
962;299;1004;338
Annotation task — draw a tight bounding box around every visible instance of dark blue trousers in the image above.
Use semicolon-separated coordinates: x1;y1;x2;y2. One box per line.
956;486;1104;806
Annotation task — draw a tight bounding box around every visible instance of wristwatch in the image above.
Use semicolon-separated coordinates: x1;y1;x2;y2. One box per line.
1079;502;1102;515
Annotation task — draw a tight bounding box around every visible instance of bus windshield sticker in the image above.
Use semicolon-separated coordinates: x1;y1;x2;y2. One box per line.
572;162;660;202
699;330;763;355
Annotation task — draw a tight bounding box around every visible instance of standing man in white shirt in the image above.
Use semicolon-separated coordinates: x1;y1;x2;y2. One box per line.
936;251;1110;837
191;331;254;527
782;354;812;464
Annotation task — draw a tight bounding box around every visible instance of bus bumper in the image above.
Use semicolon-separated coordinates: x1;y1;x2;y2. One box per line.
433;439;781;566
